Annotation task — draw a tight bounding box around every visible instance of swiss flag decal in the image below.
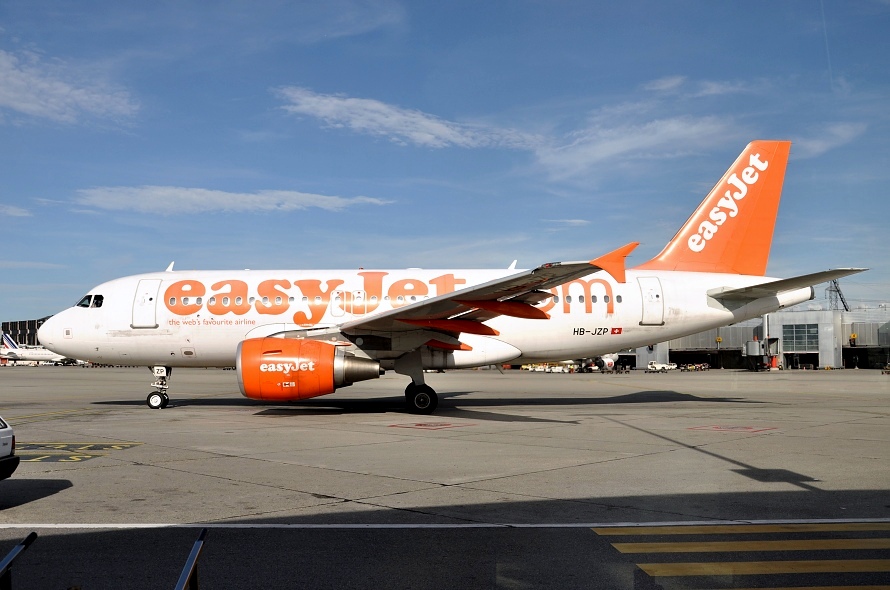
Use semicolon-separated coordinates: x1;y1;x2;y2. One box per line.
611;328;623;335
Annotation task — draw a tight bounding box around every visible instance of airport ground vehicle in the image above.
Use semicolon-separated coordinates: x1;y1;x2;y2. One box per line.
0;416;20;480
646;361;677;373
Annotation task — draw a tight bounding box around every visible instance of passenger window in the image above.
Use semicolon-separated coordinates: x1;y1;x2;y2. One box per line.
208;297;216;305
91;295;104;308
604;295;610;303
76;295;92;308
616;295;622;303
222;297;230;306
235;296;243;305
578;295;585;303
565;295;573;303
553;296;560;304
168;297;176;306
592;296;597;303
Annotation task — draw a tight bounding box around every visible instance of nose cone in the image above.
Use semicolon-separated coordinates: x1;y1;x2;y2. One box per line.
37;315;60;351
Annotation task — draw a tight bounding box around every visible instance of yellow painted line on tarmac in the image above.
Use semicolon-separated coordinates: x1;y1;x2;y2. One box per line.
593;523;890;535
614;538;890;553
639;559;890;577
6;408;112;425
6;409;92;420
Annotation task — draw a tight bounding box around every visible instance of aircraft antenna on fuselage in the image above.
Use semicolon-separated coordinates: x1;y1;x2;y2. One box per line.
165;261;175;272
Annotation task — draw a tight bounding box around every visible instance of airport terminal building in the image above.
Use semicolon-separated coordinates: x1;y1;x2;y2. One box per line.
637;307;890;370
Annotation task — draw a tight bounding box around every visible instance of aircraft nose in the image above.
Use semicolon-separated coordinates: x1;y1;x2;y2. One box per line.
37;315;59;348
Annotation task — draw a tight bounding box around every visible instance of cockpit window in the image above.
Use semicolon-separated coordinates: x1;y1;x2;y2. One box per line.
91;295;104;308
76;295;92;308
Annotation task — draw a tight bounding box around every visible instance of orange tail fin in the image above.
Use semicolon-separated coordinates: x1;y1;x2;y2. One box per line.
635;140;792;276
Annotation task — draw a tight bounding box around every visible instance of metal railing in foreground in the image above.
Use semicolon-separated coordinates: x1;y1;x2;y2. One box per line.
0;532;37;590
174;528;208;590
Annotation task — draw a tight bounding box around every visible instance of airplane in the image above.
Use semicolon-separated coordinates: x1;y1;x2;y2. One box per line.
1;333;66;364
37;140;865;413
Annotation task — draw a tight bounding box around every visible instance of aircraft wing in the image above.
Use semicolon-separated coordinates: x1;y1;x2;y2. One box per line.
338;242;639;335
708;268;867;302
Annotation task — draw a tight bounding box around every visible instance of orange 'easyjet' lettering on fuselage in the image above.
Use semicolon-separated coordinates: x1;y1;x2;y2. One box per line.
537;279;617;315
163;273;471;327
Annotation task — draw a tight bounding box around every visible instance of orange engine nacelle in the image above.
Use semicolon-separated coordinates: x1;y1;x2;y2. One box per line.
236;338;381;401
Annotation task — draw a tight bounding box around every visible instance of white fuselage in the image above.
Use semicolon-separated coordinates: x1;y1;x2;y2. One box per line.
37;267;812;368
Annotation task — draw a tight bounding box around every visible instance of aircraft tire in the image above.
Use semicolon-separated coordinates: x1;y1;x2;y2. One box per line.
147;392;165;409
405;383;438;415
160;393;170;409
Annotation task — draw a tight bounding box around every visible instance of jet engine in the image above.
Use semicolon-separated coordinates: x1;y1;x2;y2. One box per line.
236;338;381;401
595;354;617;371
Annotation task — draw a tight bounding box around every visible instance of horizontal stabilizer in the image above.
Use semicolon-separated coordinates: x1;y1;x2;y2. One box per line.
708;268;867;302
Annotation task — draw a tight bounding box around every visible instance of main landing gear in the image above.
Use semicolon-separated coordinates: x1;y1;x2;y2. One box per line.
147;366;171;409
405;381;438;415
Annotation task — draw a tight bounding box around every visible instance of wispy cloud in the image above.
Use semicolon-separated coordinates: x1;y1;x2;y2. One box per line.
75;186;392;215
286;0;406;44
275;87;737;182
534;114;732;181
793;123;868;158
0;204;31;217
545;219;590;227
0;261;65;269
276;80;867;184
643;76;687;92
0;49;139;124
276;87;540;149
643;75;754;97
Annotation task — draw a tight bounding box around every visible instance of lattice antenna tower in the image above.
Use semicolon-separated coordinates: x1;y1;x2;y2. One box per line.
825;279;850;312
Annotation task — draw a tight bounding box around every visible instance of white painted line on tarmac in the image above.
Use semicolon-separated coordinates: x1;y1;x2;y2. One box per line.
1;518;889;530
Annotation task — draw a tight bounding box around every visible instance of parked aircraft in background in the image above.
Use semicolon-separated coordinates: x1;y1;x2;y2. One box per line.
1;333;66;364
37;141;864;413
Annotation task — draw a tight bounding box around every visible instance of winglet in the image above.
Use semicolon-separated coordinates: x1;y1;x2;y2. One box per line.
590;242;638;284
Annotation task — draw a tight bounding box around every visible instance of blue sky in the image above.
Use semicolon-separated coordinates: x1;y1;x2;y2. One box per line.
2;0;889;321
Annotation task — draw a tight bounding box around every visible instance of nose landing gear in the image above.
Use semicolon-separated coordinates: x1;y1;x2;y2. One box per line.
147;366;172;409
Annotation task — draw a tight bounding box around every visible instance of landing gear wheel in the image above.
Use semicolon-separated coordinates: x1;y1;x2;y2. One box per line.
405;382;438;415
147;392;165;409
160;393;170;409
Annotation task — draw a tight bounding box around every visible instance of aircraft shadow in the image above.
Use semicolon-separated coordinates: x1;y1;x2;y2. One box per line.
93;390;757;425
0;478;73;510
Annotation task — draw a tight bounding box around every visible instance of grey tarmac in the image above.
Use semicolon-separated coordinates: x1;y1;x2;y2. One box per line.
0;366;887;589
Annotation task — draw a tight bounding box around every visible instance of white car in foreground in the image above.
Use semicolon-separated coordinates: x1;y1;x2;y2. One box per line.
0;416;19;480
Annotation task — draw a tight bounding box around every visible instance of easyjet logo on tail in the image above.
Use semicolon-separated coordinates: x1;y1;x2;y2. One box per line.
688;152;769;253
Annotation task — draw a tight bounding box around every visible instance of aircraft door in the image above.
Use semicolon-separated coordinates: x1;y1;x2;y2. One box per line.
132;279;162;329
330;290;345;318
638;277;665;326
